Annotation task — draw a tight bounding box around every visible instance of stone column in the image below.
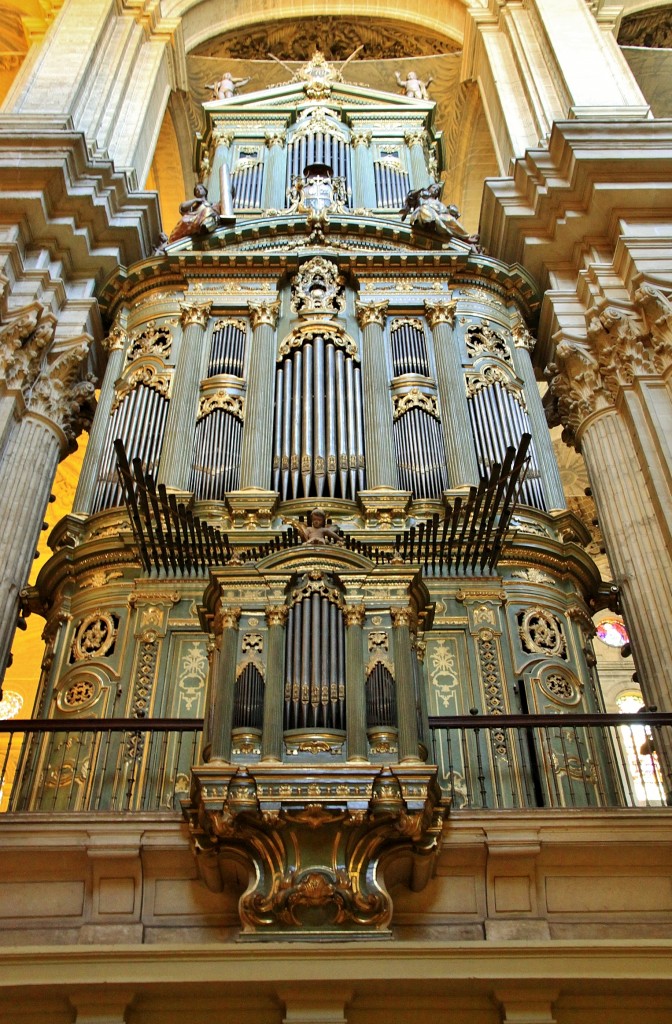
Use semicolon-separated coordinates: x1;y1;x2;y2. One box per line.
261;605;288;762
239;300;280;490
206;606;241;764
425;299;479;487
355;301;397;489
344;604;368;763
391;607;421;763
404;128;430;190
548;315;672;716
0;340;94;682
262;131;287;210
157;300;212;492
511;322;566;511
72;323;127;513
350;129;375;210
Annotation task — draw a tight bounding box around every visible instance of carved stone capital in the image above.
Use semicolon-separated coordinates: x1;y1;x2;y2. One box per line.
634;283;672;368
179;300;212;328
424;299;456;329
343;604;366;627
248;300;280;329
103;323;127;353
265;605;289;628
351;129;372;149
391;606;414;628
264;129;286;148
355;300;388;329
545;339;612;447
404;128;428;148
213;128;235;147
512;320;536;352
0;309;55;393
214;606;242;632
27;338;96;445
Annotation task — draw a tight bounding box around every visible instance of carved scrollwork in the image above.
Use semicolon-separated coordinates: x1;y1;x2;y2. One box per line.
290;256;346;315
125;324;172;363
465;364;525;408
278;325;358;360
393;388;440;421
197;390;245;421
112;363;172;410
465;323;512;363
71;612;118;662
518;607;567;659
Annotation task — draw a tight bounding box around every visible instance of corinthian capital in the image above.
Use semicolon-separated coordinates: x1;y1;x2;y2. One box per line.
0;310;55;394
343;603;366;627
512;320;535;352
248;300;280;329
28;338;96;445
424;299;456;329
355;301;388;329
265;129;286;148
634;283;672;366
214;606;242;632
390;606;414;628
351;129;372;148
545;333;613;447
404;128;428;148
265;605;288;628
179;300;212;328
103;322;127;353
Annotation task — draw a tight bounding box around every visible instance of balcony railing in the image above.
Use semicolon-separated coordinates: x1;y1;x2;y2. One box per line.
428;711;672;810
1;713;671;813
0;719;203;813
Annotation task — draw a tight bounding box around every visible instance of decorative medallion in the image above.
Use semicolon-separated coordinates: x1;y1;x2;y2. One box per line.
518;608;567;659
71;612;118;661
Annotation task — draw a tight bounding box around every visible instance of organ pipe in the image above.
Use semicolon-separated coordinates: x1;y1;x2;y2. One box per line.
390;320;430;377
468;381;545;509
92;385;169;512
189;408;242;499
393;406;448;499
233;663;265;730
208;321;246;377
284;585;346;731
273;332;365;500
366;663;397;728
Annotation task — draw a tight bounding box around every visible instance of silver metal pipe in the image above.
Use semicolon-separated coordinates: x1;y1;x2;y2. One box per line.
345;355;357;498
354;366;365;491
273;365;284;492
302;339;313;496
326;341;337;495
313;334;326;498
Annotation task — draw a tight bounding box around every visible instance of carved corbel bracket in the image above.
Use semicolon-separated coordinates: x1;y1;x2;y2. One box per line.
184;763;448;937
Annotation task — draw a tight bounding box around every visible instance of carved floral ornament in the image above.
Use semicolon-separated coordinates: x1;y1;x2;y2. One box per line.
125;324;172;363
465;323;512;364
0;307;55;394
518;607;567;659
27;340;96;444
71;611;118;661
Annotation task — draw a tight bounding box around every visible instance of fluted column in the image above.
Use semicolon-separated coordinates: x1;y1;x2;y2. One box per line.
355;301;397;489
511;322;566;510
351;130;376;210
391;607;421;763
72;323;127;513
239;300;280;490
425;300;479;487
404;129;430;190
262;131;287;210
261;605;288;762
157;301;212;491
206;606;241;763
0;339;93;682
344;604;368;763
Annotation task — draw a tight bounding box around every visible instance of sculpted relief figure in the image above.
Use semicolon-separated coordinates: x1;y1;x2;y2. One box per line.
168;184;221;244
283;508;343;545
394;69;432;100
400;183;481;249
207;71;251;101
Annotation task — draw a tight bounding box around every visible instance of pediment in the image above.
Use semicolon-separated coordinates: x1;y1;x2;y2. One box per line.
204;79;433;116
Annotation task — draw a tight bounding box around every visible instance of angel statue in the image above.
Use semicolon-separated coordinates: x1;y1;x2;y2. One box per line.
206;71;251;101
400;183;481;250
394;69;432;101
282;508;343;546
168;184;221;244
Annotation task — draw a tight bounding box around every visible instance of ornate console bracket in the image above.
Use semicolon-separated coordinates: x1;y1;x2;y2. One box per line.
184;763;448;938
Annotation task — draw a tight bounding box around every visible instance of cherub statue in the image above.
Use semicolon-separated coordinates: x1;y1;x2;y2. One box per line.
400;183;481;249
206;71;251;101
395;69;432;101
168;184;220;244
283;508;343;545
152;231;169;256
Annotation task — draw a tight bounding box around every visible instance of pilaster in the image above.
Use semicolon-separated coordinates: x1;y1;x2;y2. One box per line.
206;605;241;764
355;301;397;490
239;299;280;491
261;605;288;763
344;603;368;763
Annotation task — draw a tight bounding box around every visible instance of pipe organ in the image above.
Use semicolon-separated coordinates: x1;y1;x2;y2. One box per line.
23;52;614;937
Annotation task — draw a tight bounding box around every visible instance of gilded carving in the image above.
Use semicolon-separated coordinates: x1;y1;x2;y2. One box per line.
290;257;346;315
71;612;118;661
197;390;245;421
112;364;171;410
428;638;459;709
518;607;567;659
248;300;280;329
126;324;172;362
368;631;389;651
424;300;457;328
179;300;212;328
393;388;440;421
465;365;526;409
266;605;289;628
465;323;512;363
390;607;413;628
343;604;366;627
355;300;389;329
264;129;286;148
351;129;372;148
242;632;264;653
